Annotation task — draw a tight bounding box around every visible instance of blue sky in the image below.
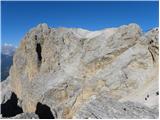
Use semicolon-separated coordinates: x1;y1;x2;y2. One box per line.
1;1;159;46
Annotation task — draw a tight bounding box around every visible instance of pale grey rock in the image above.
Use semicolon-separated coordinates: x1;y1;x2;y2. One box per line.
73;94;158;119
4;23;158;118
10;113;38;119
0;77;12;104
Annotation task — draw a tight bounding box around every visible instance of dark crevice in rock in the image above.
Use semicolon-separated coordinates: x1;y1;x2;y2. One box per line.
149;40;153;44
1;92;23;117
35;35;38;40
152;45;159;50
36;43;42;63
35;102;55;119
148;47;155;63
91;112;99;119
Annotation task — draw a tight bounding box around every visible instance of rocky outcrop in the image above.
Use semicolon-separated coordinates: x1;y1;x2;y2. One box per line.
2;23;159;118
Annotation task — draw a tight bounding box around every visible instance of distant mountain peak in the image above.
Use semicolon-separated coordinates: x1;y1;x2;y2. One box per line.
1;43;16;56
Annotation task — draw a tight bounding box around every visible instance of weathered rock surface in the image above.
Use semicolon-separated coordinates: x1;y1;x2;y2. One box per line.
2;23;159;118
73;93;159;119
10;113;38;119
0;77;12;104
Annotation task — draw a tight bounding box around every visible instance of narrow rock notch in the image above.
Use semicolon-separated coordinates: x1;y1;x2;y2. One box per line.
36;43;42;62
35;102;55;119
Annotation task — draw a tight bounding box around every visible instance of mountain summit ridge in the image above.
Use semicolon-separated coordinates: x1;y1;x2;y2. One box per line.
1;23;159;119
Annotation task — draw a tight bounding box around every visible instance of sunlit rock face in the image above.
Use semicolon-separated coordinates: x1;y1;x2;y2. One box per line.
4;23;159;118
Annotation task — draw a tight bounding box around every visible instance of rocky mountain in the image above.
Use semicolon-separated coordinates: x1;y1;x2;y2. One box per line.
1;23;159;118
1;44;16;81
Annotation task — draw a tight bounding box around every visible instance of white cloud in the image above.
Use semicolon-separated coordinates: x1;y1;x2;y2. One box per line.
2;43;17;48
3;43;14;47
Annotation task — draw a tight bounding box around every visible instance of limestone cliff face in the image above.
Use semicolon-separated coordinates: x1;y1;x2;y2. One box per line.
5;23;159;118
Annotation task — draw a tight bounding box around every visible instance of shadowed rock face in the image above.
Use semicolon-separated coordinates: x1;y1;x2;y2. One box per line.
35;102;54;119
1;92;23;117
3;23;159;118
